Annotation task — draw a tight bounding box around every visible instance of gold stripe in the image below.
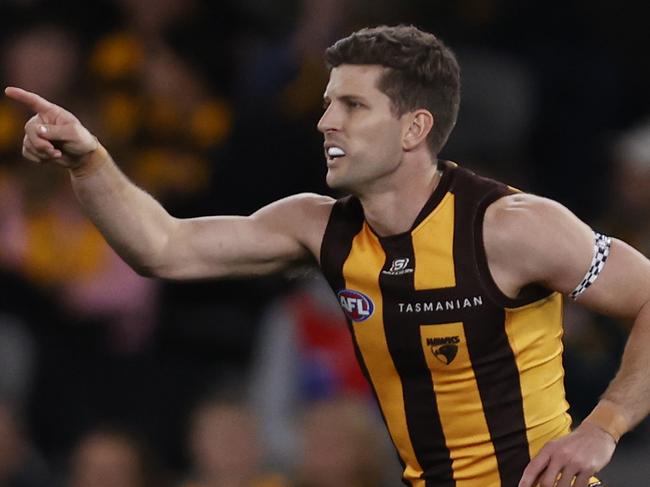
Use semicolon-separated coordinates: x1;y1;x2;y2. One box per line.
504;294;571;459
420;323;500;485
343;224;424;485
412;193;456;290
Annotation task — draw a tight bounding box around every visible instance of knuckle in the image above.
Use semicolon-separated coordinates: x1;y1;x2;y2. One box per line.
567;462;586;472
567;458;583;470
543;441;558;453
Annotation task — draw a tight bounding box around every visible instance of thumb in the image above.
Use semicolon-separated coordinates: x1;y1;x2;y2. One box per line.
37;122;79;141
36;123;98;156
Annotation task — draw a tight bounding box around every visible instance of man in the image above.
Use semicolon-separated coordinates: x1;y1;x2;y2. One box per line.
5;25;650;487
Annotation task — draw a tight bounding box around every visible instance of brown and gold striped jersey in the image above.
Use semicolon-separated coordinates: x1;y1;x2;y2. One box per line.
320;161;573;487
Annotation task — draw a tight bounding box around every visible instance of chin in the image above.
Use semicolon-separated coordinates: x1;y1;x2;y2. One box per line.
325;169;340;188
326;171;351;192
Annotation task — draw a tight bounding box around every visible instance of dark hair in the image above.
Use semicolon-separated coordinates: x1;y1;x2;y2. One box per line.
325;25;461;154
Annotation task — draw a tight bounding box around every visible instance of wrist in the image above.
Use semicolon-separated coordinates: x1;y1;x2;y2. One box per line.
582;400;629;443
69;140;108;178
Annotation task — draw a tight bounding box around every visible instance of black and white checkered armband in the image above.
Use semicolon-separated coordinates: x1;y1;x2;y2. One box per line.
569;232;612;300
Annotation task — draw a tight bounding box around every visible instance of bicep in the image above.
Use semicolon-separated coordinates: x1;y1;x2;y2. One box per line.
169;215;306;279
527;208;650;317
486;194;650;318
574;239;650;319
154;194;332;280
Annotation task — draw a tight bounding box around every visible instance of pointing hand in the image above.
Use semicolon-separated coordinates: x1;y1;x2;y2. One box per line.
4;86;98;169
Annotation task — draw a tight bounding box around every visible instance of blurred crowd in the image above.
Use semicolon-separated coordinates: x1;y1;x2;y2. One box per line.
1;0;650;485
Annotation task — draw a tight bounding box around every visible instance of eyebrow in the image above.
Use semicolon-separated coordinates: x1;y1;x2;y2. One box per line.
323;94;370;104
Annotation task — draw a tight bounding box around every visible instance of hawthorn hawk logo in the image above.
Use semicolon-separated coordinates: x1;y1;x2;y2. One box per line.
427;336;460;365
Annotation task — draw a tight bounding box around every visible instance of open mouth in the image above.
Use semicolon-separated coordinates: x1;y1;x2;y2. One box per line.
326;146;346;160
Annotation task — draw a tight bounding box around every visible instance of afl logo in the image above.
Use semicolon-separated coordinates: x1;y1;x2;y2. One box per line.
337;289;375;322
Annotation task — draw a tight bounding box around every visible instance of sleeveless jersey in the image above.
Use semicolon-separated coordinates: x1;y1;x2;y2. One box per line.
319;161;573;487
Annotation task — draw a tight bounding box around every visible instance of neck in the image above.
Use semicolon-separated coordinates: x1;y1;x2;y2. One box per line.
358;158;441;236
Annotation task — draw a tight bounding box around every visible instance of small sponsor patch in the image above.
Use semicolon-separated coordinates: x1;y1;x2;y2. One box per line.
382;258;413;276
337;289;375;322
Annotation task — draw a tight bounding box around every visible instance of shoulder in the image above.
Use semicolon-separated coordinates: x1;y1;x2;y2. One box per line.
251;193;336;256
252;192;335;220
483;193;594;294
484;193;575;237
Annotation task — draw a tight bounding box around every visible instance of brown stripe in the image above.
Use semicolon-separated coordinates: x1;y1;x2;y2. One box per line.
379;236;455;487
320;196;364;285
319;197;372;386
462;311;530;486
344;228;424;485
454;187;531;486
320;199;412;484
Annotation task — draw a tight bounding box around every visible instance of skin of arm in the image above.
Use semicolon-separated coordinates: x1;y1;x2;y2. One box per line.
5;86;334;280
483;193;650;487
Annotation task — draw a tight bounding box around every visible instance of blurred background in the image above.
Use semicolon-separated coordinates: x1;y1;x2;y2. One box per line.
1;0;650;485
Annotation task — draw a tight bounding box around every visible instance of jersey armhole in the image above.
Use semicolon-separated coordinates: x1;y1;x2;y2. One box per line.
473;189;555;309
319;196;364;285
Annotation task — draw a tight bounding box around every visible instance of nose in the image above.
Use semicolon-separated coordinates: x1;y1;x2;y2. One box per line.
317;103;342;134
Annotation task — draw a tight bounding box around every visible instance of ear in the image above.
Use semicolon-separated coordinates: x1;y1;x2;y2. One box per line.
402;109;434;151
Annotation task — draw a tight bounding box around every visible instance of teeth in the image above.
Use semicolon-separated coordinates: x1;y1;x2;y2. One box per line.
327;147;346;158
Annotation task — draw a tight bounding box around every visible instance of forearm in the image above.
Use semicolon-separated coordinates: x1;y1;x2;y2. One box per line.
69;144;178;276
587;301;650;438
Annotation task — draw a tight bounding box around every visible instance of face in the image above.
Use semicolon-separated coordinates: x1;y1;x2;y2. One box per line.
300;402;360;481
189;404;261;478
318;64;407;192
69;434;143;487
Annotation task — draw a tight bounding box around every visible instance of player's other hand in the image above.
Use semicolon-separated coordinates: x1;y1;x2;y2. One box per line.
518;422;616;487
4;86;98;169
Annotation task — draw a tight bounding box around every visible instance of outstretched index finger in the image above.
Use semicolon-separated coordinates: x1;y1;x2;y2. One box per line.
4;86;57;114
